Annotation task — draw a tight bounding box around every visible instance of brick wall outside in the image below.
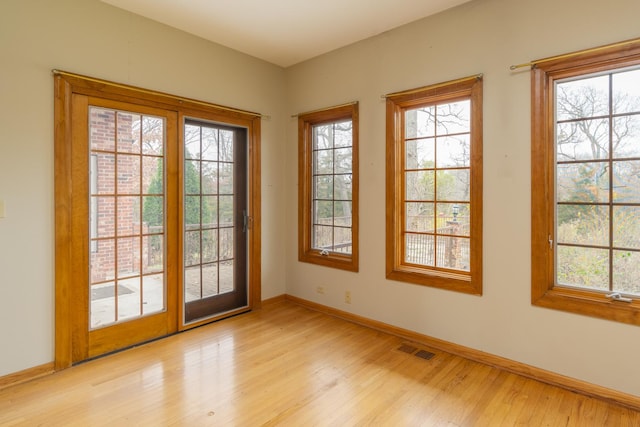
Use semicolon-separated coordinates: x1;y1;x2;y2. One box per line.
90;108;160;284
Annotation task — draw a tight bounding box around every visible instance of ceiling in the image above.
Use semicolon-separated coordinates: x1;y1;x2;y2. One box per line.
100;0;473;67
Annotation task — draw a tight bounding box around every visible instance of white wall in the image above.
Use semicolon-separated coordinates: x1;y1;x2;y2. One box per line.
0;0;287;376
285;0;640;397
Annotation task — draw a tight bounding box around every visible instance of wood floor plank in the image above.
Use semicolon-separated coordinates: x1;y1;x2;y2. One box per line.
1;300;639;426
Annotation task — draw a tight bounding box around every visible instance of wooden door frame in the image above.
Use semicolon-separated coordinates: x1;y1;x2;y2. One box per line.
54;71;262;370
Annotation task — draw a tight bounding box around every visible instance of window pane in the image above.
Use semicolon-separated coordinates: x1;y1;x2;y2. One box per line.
315;175;333;199
406;106;436;139
90;282;116;328
117;237;140;278
613;206;640;249
142;196;164;234
556;246;608;290
219;163;234;194
437;135;470;168
556;162;609;203
436;100;470;135
94;153;115;194
202;263;219;298
556;119;609;161
613;160;640;203
437;236;470;271
406;202;434;233
406;170;434;201
117;154;140;194
220;260;234;294
314;149;333;174
142;274;164;315
334;201;352;226
556;205;609;247
118;277;140;321
406;138;435;169
117;196;140;236
436;203;470;237
613;250;640;296
313;225;333;249
219;130;234;162
90;108;115;151
184;265;201;302
91;239;115;283
612;115;640;159
201;161;218;194
404;233;434;266
333;227;352;254
219;196;233;225
184;161;201;194
117;112;141;154
142;116;163;155
185;231;201;266
556;75;609;121
143;235;163;274
334;121;352;148
202;195;218;227
94;197;115;238
201;127;218;161
184;196;201;230
613;68;640;115
202;229;218;264
334;147;352;174
314;200;334;223
436;169;470;202
313;124;333;149
142;157;162;194
184;124;201;159
219;227;234;260
334;174;352;200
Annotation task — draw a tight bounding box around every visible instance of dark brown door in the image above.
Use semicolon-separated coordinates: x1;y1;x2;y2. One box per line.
182;119;248;324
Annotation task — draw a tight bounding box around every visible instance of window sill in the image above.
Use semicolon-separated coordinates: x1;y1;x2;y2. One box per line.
299;250;358;272
533;287;640;326
386;266;481;295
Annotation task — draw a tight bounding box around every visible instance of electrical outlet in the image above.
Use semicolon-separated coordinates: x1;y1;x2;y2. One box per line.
316;286;325;294
345;291;351;304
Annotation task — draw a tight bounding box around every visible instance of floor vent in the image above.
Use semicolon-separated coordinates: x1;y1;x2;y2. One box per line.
415;349;435;360
397;343;436;361
398;344;418;354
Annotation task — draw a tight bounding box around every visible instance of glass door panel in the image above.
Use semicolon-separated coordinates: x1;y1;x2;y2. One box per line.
183;120;248;324
89;107;166;329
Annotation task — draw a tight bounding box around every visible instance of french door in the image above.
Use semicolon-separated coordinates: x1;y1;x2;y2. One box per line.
69;96;178;360
54;72;260;367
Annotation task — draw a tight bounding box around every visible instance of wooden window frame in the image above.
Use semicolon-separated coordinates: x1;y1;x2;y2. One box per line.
298;103;359;272
385;77;483;294
531;40;640;326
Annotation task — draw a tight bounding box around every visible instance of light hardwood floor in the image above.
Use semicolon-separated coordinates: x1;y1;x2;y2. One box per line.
1;299;639;426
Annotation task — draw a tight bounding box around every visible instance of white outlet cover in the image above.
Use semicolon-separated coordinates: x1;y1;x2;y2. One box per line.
0;200;4;218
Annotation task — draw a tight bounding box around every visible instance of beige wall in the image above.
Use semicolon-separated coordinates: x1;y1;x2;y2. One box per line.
285;0;640;397
2;0;640;399
0;0;287;376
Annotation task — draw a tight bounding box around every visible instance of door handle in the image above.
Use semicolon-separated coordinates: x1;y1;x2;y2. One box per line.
242;210;249;232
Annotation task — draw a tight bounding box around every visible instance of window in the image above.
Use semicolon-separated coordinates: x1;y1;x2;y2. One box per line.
386;76;483;294
298;103;358;271
531;40;640;325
